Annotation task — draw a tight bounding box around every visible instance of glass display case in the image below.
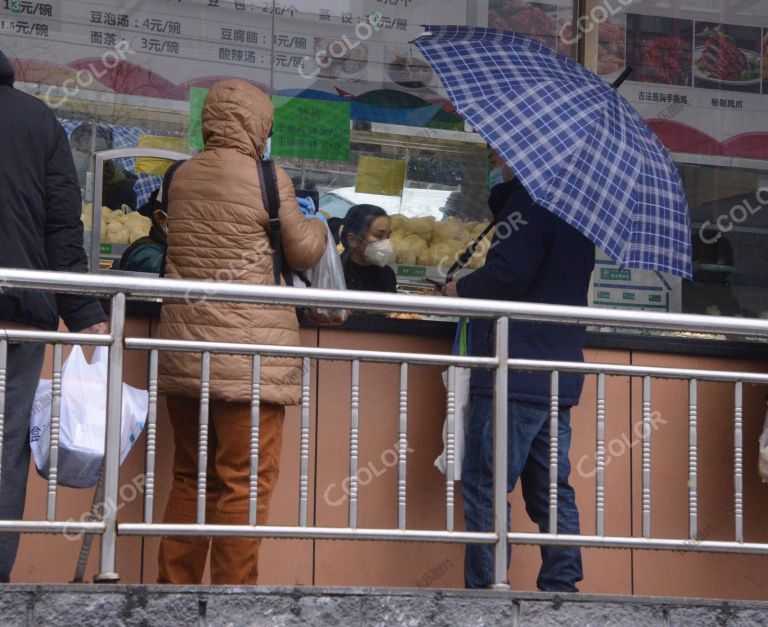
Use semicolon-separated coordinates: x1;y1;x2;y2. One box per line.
282;121;490;294
86;147;190;272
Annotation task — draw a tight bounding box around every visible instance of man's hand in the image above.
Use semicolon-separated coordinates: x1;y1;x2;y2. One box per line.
441;281;459;297
78;322;108;334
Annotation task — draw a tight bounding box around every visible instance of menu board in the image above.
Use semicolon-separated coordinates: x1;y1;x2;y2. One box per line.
593;1;768;161
0;1;588;131
0;0;474;131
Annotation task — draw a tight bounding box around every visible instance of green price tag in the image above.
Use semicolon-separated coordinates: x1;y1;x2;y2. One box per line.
601;268;632;281
397;265;427;278
100;243;113;255
623;292;636;301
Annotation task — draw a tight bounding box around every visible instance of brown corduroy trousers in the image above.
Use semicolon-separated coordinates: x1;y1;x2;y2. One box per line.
157;396;285;585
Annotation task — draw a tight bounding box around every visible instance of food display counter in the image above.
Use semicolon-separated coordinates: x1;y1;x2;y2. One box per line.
4;0;768;598
84;147;190;271
74;122;768;358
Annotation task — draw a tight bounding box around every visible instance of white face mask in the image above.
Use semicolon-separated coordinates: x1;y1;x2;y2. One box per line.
488;166;505;190
363;239;394;267
263;137;272;160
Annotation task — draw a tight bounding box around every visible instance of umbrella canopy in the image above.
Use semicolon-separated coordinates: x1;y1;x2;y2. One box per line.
414;26;692;280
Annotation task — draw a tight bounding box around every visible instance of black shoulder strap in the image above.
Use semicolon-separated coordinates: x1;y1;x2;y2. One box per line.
161;159;186;213
445;221;496;283
256;160;284;286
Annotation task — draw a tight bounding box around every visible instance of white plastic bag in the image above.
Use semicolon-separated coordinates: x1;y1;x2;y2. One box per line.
435;319;471;481
434;367;470;481
299;223;349;326
29;346;147;488
759;402;768;484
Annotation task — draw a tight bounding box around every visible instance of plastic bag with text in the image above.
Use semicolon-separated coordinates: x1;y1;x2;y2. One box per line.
434;366;470;481
29;346;147;488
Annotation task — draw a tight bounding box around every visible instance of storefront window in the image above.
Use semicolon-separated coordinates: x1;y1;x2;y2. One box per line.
588;0;768;324
6;0;766;327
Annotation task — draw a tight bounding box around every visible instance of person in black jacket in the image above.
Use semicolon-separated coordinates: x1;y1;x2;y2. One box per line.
340;204;397;293
0;48;107;582
441;152;595;592
114;188;168;275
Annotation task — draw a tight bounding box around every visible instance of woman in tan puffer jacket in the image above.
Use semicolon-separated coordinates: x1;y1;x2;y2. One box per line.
155;80;327;585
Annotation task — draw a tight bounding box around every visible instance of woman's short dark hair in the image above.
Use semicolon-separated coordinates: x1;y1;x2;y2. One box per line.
341;204;388;257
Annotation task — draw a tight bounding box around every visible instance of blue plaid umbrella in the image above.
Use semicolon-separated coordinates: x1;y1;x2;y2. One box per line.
415;27;692;280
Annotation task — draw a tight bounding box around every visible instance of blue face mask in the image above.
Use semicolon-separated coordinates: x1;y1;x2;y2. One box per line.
488;166;505;190
263;137;272;160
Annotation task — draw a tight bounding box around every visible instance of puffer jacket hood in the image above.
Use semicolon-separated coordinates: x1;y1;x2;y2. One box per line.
0;49;15;86
202;80;272;158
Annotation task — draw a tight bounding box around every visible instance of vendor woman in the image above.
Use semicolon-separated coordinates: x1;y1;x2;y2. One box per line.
341;204;397;293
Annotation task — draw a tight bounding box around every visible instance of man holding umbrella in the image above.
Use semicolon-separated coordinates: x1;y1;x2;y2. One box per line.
417;27;691;591
442;150;595;592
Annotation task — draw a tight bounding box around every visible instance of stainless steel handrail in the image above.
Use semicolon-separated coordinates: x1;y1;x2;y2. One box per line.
4;268;768;337
1;267;767;588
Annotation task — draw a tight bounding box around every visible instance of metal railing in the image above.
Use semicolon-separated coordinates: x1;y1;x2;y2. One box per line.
2;267;768;586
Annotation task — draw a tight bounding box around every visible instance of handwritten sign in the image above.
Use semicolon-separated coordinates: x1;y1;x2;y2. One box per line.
355;156;406;196
271;96;350;162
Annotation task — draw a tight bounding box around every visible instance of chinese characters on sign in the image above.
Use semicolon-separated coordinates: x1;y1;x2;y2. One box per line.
1;0;469;124
271;96;351;162
710;98;744;109
3;0;52;16
637;91;689;105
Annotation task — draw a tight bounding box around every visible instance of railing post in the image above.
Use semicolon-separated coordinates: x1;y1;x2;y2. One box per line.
548;371;560;534
0;340;6;483
492;317;510;590
144;350;159;525
688;378;698;541
595;373;606;537
734;381;744;543
96;292;125;583
349;359;360;529
641;376;652;539
397;362;409;531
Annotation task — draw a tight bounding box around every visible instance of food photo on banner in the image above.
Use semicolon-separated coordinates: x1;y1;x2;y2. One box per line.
626;14;694;87
597;13;627;80
487;0;575;56
694;22;762;94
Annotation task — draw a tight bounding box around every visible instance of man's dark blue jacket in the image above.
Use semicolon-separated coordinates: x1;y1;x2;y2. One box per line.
457;179;595;407
0;49;105;331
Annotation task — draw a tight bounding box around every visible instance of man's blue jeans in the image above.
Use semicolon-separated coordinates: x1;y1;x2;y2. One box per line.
461;395;583;591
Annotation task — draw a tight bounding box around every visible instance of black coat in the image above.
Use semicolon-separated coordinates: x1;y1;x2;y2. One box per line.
457;180;596;407
0;49;105;331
